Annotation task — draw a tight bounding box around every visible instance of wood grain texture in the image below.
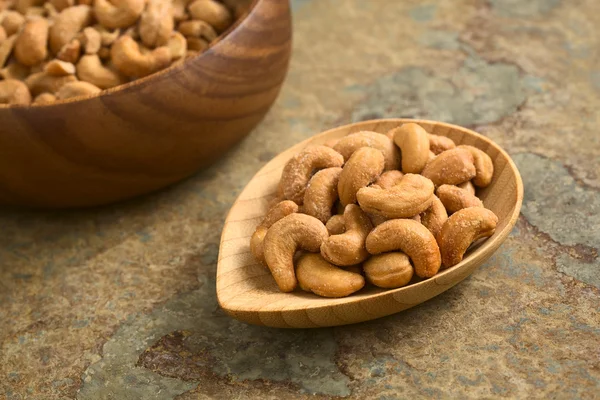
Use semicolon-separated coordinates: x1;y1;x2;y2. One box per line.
0;0;292;208
217;119;524;328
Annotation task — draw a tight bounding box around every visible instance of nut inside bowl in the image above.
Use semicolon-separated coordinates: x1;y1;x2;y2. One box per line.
217;119;523;328
0;0;291;208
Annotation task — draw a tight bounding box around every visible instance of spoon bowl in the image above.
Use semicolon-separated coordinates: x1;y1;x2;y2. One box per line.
217;119;523;328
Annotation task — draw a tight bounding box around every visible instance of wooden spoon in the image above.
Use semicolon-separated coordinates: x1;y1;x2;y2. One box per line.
217;119;523;328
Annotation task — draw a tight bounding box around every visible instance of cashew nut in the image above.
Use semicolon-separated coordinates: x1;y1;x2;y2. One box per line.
263;213;328;292
0;62;30;80
44;2;59;17
303;167;342;223
33;92;57;104
188;0;232;33
166;31;186;60
25;71;77;95
25;6;45;16
296;253;365;298
363;252;414;289
357;173;435;219
437;184;483;214
437;207;498;268
428;133;456;155
94;0;145;29
0;78;31;105
419;195;447;238
76;54;125;89
172;0;191;21
14;0;44;14
1;11;25;36
55;80;101;99
421;147;476;186
390;123;430;173
366;219;441;278
177;19;217;41
110;35;171;77
249;200;298;267
321;204;372;266
338;147;384;206
333;131;401;171
280;145;344;205
49;0;75;12
371;170;403;190
457;145;494;188
56;39;81;64
458;180;476;195
325;214;345;236
93;25;120;46
139;0;173;48
49;5;93;54
186;36;208;52
44;59;76;76
78;26;101;54
0;33;16;69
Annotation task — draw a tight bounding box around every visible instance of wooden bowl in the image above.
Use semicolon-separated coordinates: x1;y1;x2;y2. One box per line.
0;0;291;208
217;119;524;328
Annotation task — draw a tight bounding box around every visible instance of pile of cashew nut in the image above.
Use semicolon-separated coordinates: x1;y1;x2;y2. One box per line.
0;0;250;105
250;123;499;298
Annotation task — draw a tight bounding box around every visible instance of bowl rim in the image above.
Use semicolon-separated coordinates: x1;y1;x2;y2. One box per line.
0;0;263;110
217;118;524;314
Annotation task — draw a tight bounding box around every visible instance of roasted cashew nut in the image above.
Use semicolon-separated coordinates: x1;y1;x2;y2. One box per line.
76;54;125;89
457;145;494;188
110;35;171;77
371;170;404;190
390;123;430;173
43;59;76;76
357;173;434;219
366;218;441;278
333;131;401;171
437;207;498;268
188;0;232;33
321;204;373;266
177;20;217;41
1;11;25;36
363;252;414;289
33;92;57;104
0;79;31;105
25;71;77;96
55;80;101;99
94;0;145;29
421;147;476;186
14;18;48;66
419;195;447;238
303;167;342;224
280;145;344;205
56;39;82;64
338;147;384;206
325;214;345;235
458;180;475;195
250;200;298;267
139;0;174;48
49;5;93;54
296;253;365;298
428;133;456;155
436;184;483;214
263;213;328;292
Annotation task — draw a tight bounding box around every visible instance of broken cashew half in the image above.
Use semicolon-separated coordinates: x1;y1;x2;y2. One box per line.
321;204;373;266
250;200;298;267
263;213;328;292
296;253;365;298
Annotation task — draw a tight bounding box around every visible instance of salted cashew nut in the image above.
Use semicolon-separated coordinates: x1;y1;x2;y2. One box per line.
325;214;345;235
49;5;93;54
428;133;456;155
357;173;434;219
391;123;430;173
78;26;101;54
56;39;81;64
421;147;476;186
44;59;76;76
333;131;401;171
0;79;31;105
14;18;48;66
437;207;498;268
250;200;298;266
76;54;125;89
166;31;187;60
263;213;328;292
419;195;447;238
303;167;342;223
280;145;344;205
0;34;17;68
458;180;475;195
1;11;25;36
371;170;403;189
296;253;365;298
55;80;101;99
457;145;494;188
110;35;171;77
33;92;57;104
437;184;483;214
25;71;76;95
139;0;174;48
188;0;232;33
338;147;384;206
321;204;373;266
366;218;441;278
363;252;414;289
177;19;217;41
94;0;145;29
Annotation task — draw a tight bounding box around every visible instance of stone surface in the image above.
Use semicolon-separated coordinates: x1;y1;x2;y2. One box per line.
1;0;599;399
